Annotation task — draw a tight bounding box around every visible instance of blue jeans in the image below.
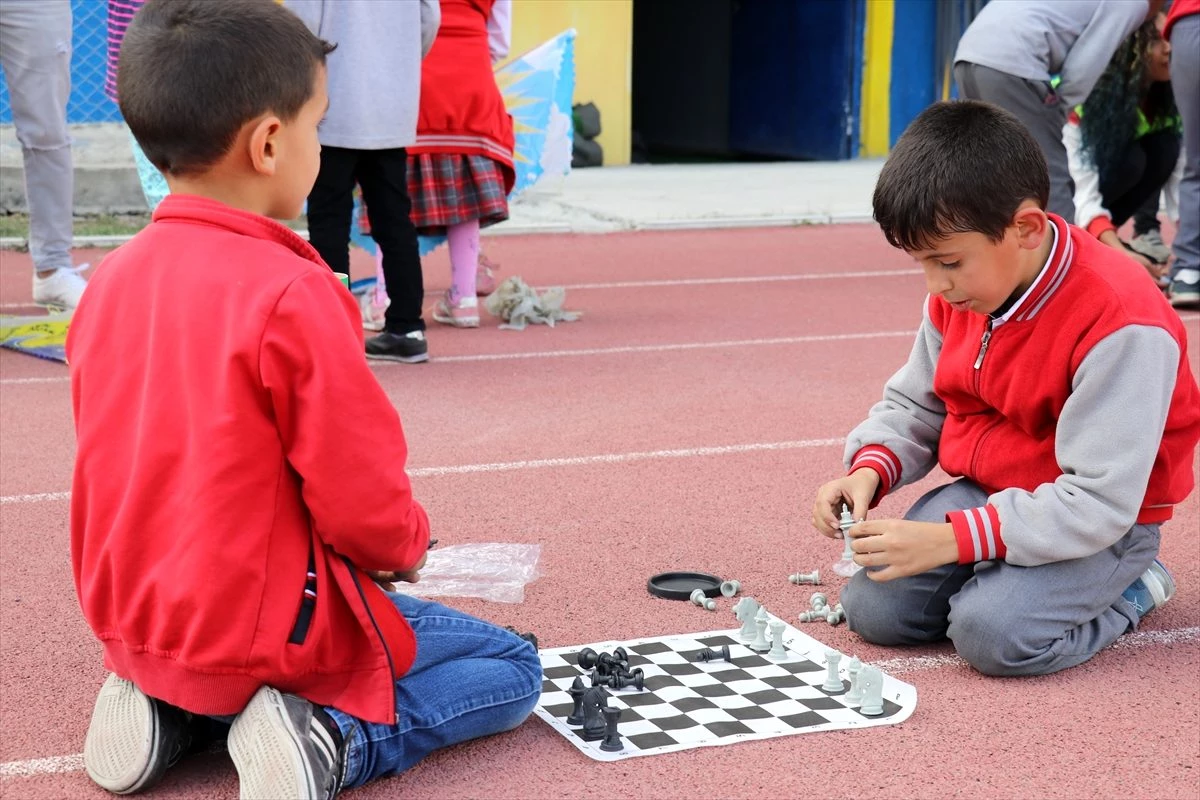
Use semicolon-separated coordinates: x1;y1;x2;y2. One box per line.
324;593;542;790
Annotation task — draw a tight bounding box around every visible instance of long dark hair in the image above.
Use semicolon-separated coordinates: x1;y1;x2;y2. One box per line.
1079;18;1177;179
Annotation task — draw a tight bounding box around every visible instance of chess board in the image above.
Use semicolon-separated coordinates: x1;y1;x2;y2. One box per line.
535;621;917;761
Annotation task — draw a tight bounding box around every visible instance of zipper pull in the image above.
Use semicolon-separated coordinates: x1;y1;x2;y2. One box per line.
973;322;993;369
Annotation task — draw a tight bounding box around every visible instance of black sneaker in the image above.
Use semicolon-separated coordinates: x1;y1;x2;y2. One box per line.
503;625;539;649
365;330;429;363
229;686;347;800
83;674;193;794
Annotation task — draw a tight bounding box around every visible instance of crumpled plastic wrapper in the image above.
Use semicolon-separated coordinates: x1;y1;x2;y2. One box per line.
390;542;542;604
484;276;582;331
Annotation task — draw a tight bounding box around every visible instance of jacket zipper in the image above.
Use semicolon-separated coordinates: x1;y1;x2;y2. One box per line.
341;556;399;722
973;319;993;393
288;544;317;645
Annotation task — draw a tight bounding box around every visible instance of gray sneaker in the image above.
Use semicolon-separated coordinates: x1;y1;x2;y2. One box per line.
1130;230;1171;264
229;686;346;800
83;674;193;794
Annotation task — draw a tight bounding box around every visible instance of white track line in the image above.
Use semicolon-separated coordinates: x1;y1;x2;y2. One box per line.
0;330;918;384
556;269;921;291
3;624;1197;779
0;439;845;504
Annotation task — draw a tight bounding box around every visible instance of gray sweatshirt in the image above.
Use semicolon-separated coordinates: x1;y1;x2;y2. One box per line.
284;0;441;150
954;0;1148;109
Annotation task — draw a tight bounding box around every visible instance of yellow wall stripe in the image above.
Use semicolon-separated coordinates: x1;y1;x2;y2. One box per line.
860;0;894;158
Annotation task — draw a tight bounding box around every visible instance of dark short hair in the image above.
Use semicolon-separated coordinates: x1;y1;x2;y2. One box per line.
872;100;1050;252
118;0;334;176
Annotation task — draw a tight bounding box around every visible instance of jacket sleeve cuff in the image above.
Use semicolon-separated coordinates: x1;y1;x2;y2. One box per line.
848;445;901;508
947;506;1007;563
1086;215;1116;239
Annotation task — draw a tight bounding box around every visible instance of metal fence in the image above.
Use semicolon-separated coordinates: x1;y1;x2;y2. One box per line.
0;0;120;125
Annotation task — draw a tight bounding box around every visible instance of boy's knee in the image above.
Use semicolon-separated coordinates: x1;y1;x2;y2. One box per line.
842;576;922;646
947;601;1037;676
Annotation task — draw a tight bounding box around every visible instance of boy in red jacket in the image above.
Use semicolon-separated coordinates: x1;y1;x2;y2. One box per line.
68;2;541;797
811;100;1200;677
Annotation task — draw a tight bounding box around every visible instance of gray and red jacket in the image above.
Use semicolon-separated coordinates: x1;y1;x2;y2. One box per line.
846;215;1200;566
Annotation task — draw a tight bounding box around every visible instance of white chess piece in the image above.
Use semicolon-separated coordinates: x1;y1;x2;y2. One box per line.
822;650;844;692
859;666;884;715
845;657;864;704
750;607;771;652
833;504;864;577
768;620;787;660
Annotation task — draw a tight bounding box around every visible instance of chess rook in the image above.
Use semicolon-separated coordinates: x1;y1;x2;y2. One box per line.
599;706;624;752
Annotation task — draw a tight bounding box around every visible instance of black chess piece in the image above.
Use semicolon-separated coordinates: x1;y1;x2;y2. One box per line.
599;706;624;752
580;686;609;740
596;651;624;676
694;645;732;663
612;646;630;665
611;669;644;691
565;676;586;725
589;668;614;688
577;647;600;671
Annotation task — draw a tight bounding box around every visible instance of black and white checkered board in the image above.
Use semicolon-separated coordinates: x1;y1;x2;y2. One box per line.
535;622;917;761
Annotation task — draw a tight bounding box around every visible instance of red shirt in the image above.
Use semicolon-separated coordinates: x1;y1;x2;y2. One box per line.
410;0;516;192
67;195;429;724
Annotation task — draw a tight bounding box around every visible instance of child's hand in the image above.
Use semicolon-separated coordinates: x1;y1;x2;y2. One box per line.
811;469;880;536
848;520;957;581
366;551;427;590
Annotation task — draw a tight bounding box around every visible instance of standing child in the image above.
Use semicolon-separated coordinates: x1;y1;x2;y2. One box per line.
285;0;441;363
1165;0;1200;305
953;0;1160;220
1064;11;1180;283
409;0;515;328
72;2;541;798
810;101;1200;678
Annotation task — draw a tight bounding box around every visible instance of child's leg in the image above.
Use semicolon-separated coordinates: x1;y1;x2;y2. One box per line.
326;594;542;790
357;148;426;336
841;480;982;645
947;522;1159;676
306;146;359;277
447;219;481;300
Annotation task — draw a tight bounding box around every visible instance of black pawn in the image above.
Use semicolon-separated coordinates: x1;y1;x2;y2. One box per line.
589;668;614;688
694;644;731;663
577;647;599;670
565;676;586;725
599;706;623;752
612;646;630;665
612;669;644;691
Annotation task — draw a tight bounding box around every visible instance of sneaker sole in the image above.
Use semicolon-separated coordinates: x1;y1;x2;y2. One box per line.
432;314;480;328
365;351;429;363
229;687;318;800
1170;291;1200;308
83;674;166;794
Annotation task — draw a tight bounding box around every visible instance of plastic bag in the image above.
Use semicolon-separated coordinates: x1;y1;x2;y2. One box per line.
391;543;542;604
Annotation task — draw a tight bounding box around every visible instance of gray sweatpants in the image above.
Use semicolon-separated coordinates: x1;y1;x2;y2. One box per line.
953;61;1075;221
841;479;1159;677
1170;15;1200;276
0;0;73;273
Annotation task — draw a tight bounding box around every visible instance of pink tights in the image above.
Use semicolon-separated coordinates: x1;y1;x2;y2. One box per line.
447;220;480;301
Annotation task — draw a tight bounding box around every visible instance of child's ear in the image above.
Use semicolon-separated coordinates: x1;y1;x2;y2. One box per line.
1011;202;1049;250
247;115;283;177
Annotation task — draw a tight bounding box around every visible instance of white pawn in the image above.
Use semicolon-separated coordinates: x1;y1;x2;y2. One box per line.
822;650;844;692
750;607;771;652
859;666;885;715
798;609;828;623
810;592;827;611
689;588;716;611
788;569;821;585
844;657;864;704
768;620;787;660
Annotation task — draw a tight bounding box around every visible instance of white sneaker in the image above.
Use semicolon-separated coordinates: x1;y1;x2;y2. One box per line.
32;265;89;311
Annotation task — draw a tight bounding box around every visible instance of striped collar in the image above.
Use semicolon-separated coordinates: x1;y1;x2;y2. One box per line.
993;213;1073;327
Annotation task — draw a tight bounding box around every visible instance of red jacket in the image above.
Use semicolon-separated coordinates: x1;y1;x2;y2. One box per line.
410;0;515;193
66;195;430;725
1165;0;1200;40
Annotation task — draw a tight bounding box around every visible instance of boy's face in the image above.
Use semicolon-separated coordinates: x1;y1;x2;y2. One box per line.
269;65;329;219
907;226;1036;316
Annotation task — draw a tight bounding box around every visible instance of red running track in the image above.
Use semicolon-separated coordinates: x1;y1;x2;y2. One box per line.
1;225;1198;799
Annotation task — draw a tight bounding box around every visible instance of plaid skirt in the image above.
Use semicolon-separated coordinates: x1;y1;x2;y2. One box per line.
407;153;510;234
